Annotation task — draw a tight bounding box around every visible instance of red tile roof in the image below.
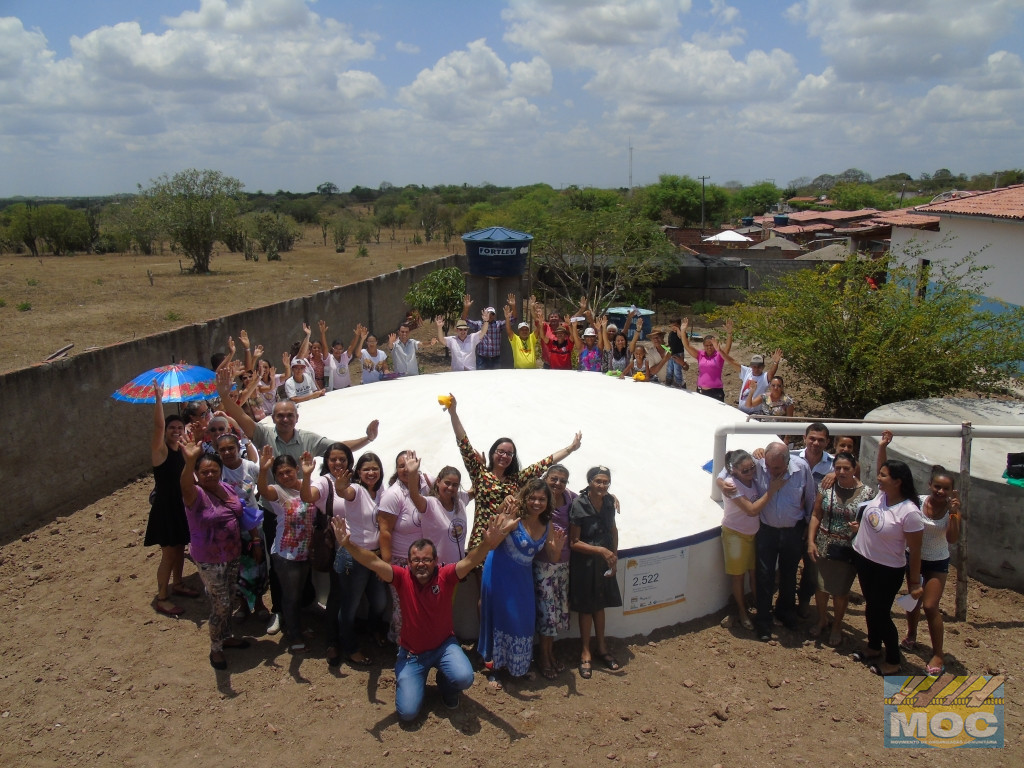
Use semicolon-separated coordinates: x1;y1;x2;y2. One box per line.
913;185;1024;220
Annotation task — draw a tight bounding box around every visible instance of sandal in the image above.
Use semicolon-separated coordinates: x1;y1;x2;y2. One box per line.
348;653;372;667
152;598;184;617
540;665;558;680
600;653;621;671
739;615;754;630
925;664;945;676
899;637;918;652
486;674;503;690
172;585;201;598
578;660;593;679
852;649;881;663
870;663;901;676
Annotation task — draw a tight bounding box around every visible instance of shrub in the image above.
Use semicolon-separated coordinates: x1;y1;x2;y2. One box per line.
692;299;717;316
17;302;31;311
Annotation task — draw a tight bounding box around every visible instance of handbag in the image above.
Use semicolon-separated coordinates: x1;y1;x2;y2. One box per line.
309;481;337;572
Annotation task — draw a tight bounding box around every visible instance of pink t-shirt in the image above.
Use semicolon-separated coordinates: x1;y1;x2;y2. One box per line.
378;474;433;563
310;476;380;550
697;350;725;389
184;483;243;564
719;471;760;536
853;494;923;568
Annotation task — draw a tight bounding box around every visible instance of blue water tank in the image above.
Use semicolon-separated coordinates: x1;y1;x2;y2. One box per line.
741;217;754;226
462;227;533;277
773;215;790;226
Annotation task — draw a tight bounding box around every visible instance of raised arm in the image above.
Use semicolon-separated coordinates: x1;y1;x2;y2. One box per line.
347;324;365;358
461;293;472;321
713;337;739;369
567;315;582;348
721;318;734;355
404;451;428;514
455;504;517;579
299;451;322;504
343;420;379;453
677;318;700;358
318;320;330;358
434;315;447;345
216;367;257;439
445;392;468;443
297;323;312;360
255;445;279;502
503;304;515;340
238;330;254;372
549;431;582;464
151;381;170;466
766;348;782;380
179;439;204;507
877;429;892;475
628;315;642;356
332;517;395;583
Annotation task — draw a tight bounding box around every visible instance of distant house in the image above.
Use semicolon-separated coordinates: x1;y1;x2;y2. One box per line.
891;185;1024;309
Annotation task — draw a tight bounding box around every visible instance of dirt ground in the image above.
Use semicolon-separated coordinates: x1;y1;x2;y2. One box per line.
1;233;1019;765
0;477;1019;767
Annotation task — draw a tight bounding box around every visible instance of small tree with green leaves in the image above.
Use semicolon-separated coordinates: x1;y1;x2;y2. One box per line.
404;266;466;332
725;246;1024;418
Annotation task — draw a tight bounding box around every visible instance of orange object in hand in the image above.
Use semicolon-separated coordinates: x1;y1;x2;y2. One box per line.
437;394;453;407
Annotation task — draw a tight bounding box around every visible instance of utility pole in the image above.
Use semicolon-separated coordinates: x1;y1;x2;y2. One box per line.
698;175;710;230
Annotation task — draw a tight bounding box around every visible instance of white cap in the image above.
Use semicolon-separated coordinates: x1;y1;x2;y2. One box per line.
583;327;598;337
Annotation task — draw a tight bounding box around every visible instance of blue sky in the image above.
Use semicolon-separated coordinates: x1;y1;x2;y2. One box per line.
2;0;1022;196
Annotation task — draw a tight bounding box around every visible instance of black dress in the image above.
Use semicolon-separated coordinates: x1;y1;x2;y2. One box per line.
143;447;191;547
568;492;622;613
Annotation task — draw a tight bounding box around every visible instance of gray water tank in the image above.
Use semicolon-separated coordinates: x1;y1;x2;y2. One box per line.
462;227;532;277
861;398;1024;590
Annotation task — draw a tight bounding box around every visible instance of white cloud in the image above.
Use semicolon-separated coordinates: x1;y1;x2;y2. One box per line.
398;39;551;123
396;41;420;54
787;0;1024;82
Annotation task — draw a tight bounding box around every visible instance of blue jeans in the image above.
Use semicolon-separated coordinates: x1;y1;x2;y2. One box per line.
395;637;474;721
754;523;805;633
328;548;388;653
664;357;685;388
476;355;501;370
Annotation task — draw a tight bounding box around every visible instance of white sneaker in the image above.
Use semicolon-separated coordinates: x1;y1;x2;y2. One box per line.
266;613;281;635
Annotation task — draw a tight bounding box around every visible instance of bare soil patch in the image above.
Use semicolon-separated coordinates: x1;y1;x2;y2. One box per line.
0;479;1018;766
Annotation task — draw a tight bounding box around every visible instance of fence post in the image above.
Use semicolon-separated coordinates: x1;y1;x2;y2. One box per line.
955;421;972;621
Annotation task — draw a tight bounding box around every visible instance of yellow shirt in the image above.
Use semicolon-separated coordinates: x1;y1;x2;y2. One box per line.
510;332;538;369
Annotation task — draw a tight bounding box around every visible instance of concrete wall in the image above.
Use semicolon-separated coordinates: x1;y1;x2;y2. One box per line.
653;259;825;305
0;255;465;543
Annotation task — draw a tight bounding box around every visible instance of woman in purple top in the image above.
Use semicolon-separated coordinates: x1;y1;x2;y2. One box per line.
533;464;576;679
180;441;253;670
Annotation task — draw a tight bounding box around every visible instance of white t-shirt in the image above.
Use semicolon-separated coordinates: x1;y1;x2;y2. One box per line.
443;331;485;371
422;492;469;565
391;339;421;376
310;477;380;550
853;494;924;568
917;494;952;561
378;474;433;563
360;349;388;384
718;469;760;536
325;352;352;390
284;373;318;399
738;365;769;414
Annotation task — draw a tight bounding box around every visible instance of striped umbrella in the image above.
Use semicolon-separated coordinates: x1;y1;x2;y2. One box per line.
111;363;218;404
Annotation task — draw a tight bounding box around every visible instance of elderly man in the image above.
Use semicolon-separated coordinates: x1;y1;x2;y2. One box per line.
436;314;489;372
331;512;514;720
461;293;509;370
215;368;377;469
753;442;816;640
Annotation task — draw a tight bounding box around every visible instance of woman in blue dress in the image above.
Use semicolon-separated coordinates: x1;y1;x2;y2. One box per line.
478;479;566;686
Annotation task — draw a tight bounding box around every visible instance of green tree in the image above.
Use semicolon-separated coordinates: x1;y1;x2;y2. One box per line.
830;182;893;211
532;208;677;314
404;266;466;331
137;169;244;273
4;203;41;256
35;204;91;255
725;249;1024;418
732;182;781;217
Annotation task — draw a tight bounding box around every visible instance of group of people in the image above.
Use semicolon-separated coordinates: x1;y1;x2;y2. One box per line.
144;332;630;720
718;422;960;677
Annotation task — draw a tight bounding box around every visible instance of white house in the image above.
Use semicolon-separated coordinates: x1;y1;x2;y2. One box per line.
891;185;1024;309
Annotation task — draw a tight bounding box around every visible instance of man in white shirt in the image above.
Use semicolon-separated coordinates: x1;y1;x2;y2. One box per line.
389;323;436;376
435;316;489;372
736;349;782;414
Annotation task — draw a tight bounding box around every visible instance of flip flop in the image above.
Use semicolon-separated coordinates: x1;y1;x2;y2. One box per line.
540;665;558;680
578;661;593;679
348;654;373;667
152;598;184;617
925;664;945;676
869;663;901;676
899;638;918;652
486;674;503;690
600;653;621;671
851;650;881;663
